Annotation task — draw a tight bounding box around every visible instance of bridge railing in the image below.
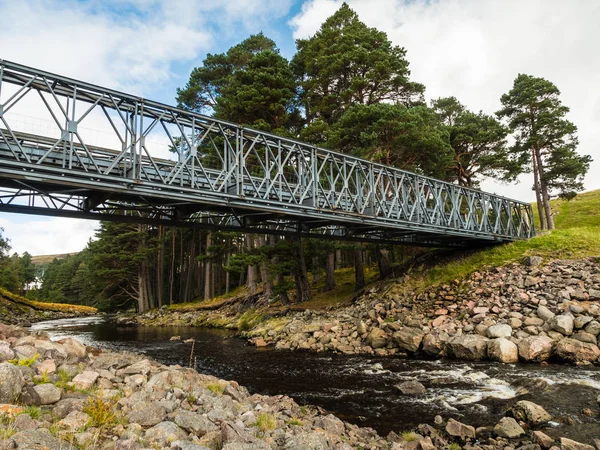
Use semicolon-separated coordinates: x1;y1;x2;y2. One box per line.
0;59;535;244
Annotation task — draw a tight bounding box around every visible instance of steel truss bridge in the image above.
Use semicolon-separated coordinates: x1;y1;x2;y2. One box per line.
0;60;534;246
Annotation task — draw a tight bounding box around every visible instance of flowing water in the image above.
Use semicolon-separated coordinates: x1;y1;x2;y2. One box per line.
33;316;600;443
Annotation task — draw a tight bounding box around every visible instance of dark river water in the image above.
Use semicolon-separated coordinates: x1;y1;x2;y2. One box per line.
33;316;600;443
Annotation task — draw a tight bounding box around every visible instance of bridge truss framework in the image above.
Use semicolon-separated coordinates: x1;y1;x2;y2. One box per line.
0;60;535;246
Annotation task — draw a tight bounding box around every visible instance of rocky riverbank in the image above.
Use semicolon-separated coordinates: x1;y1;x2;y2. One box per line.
124;258;600;366
1;321;599;449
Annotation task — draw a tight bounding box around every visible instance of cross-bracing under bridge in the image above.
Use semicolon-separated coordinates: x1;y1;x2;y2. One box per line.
0;60;535;247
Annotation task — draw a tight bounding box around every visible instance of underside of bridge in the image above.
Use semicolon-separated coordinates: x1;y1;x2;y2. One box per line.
0;60;535;247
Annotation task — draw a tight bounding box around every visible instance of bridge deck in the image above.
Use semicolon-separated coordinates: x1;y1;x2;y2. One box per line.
0;59;535;246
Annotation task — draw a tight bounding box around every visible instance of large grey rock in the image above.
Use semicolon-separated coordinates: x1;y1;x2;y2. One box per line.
0;341;14;361
173;410;218;436
555;338;600;362
536;305;555;322
0;362;23;403
510;400;552;426
144;421;187;446
283;432;334;450
572;330;597;345
447;335;488;360
121;359;152;376
58;411;91;432
59;338;87;358
445;418;475;440
422;333;444;356
559;437;595;450
221;421;257;444
487;324;512;339
549;314;574;335
172;441;211;450
11;428;71;449
584;320;600;336
366;328;387;349
488;338;518;363
574;315;593;329
71;370;99;390
393;327;425;353
493;417;524;438
394;380;426;395
52;397;86;419
128;403;166;427
313;414;345;436
32;383;61;405
518;336;554;362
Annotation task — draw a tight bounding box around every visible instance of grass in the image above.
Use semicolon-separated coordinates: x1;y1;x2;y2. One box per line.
34;371;50;384
9;353;40;366
237;309;264;331
21;406;42;420
448;444;462;450
401;431;418;442
206;382;225;395
403;190;600;293
287;417;303;426
0;287;97;315
254;412;277;432
82;396;118;428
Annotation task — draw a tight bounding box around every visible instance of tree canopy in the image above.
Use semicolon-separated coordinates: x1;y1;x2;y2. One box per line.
496;74;591;229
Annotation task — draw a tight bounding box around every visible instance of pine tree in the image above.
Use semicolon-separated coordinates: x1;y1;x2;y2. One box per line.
496;74;592;229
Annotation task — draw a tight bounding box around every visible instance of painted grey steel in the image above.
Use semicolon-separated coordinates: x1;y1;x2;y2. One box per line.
0;60;535;246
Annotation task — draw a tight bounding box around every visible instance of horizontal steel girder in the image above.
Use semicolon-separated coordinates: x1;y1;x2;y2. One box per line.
0;59;535;247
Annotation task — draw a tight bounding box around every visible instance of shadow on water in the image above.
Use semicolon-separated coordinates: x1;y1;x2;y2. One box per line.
33;316;600;442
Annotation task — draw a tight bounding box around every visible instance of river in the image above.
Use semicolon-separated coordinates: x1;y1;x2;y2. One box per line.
32;316;600;442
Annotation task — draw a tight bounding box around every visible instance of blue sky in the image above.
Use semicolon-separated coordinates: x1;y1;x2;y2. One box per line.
0;0;598;255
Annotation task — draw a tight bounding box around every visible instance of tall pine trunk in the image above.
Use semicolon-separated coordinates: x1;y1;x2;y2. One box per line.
257;235;272;298
375;246;392;279
294;238;311;302
204;233;212;300
531;148;546;230
246;235;257;294
354;247;365;291
534;146;555;230
324;251;336;292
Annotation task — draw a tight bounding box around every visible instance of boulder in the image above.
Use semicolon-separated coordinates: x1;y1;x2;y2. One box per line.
59;338;87;358
447;335;488;360
0;341;14;361
518;336;554;362
71;370;99;390
144;421;187;446
394;380;426;395
584;320;600;336
357;320;367;335
0;362;23;403
487;324;512;339
555;338;600;363
128;403;166;427
32;383;61;405
445;418;475;440
532;430;554;449
493;417;524;438
574;315;593;329
488;338;518;363
393;327;425;353
58;410;91;431
559;438;595;450
422;333;444;356
173;410;218;436
367;328;388;349
572;331;597;345
510;400;552;426
36;359;56;375
549;314;574;335
11;428;70;449
536;305;555;322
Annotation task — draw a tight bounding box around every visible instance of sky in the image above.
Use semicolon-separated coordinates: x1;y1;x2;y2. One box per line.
0;0;598;256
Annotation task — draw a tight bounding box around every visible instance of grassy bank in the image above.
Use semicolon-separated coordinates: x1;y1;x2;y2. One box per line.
0;287;97;315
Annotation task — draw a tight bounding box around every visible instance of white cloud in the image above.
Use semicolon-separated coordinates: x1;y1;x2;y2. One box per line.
0;215;98;256
0;0;294;255
290;0;600;201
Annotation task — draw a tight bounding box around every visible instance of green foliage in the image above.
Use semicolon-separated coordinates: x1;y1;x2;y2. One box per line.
329;103;453;178
254;412;277;432
237;309;264;331
287;417;303;426
401;431;418;442
206;382;225;395
0;229;38;295
177;33;300;134
433;97;509;187
293;2;424;145
82;396;118;428
21;406;41;420
496;73;591;195
9;353;39;366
